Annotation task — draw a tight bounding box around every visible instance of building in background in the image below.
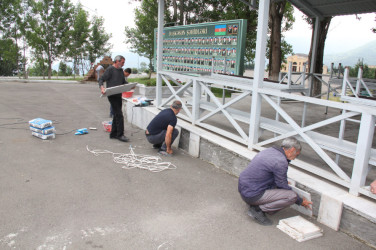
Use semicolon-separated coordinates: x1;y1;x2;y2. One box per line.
281;53;328;74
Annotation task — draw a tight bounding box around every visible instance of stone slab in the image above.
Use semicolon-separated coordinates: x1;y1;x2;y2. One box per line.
318;194;343;231
277;216;323;242
290;186;313;217
188;132;200;158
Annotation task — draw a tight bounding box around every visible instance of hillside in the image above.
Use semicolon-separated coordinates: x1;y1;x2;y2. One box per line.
324;40;376;67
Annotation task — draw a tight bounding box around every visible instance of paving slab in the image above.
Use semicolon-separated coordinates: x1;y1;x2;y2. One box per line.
0;80;372;249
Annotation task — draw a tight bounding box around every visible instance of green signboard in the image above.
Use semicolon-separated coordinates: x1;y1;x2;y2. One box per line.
154;19;247;76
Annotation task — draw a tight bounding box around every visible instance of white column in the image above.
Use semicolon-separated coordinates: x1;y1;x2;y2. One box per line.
248;0;270;147
350;113;375;195
156;0;164;107
192;79;201;125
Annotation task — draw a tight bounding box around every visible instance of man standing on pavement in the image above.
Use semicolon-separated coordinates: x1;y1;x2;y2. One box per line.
96;64;105;81
238;137;312;225
145;100;182;155
99;55;129;142
109;68;132;118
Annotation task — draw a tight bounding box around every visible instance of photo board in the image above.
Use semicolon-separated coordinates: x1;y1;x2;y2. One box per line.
154;19;247;76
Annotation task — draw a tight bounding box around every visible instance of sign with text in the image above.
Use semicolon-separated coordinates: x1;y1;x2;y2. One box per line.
154;19;247;76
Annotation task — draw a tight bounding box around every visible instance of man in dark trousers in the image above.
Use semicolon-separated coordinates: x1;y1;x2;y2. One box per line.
109;68;132;118
99;55;129;142
145;100;182;155
238;137;312;225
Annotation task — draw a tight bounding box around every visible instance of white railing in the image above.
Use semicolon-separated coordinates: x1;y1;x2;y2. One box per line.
155;69;376;199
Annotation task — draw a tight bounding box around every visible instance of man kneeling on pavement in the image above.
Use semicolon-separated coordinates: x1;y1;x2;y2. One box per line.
145;100;182;155
238;137;312;225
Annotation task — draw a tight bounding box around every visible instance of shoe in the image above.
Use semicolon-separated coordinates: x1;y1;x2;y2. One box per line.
158;149;171;157
247;206;273;226
117;135;129;142
109;135;116;139
153;143;162;149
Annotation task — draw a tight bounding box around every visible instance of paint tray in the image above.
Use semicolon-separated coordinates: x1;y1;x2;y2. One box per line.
277;216;323;242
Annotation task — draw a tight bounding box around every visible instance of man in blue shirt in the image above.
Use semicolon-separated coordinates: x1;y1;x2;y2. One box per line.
145;100;182;155
239;137;312;225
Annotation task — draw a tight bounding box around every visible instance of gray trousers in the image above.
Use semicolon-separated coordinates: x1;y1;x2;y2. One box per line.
146;128;179;151
242;189;298;213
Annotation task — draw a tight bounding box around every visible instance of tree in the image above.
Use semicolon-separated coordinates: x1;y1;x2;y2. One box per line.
306;16;332;97
28;57;48;77
0;38;20;75
0;0;26;76
88;16;112;65
349;59;375;79
26;0;74;79
68;3;90;78
124;0;162;78
140;62;148;72
267;1;294;81
58;61;73;76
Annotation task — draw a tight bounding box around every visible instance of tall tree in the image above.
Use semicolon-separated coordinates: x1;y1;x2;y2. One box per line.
268;1;294;81
307;16;332;97
26;0;74;79
124;0;162;78
0;0;25;76
0;38;20;75
88;16;112;65
68;3;90;77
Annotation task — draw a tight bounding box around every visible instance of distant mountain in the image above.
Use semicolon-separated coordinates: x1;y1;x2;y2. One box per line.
324;40;376;67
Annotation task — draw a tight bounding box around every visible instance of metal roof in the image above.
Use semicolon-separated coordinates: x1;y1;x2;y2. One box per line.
287;0;376;19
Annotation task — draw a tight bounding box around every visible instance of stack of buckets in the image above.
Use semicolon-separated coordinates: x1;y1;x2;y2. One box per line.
29;118;56;139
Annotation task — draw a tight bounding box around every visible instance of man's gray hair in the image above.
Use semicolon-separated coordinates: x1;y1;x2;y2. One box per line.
281;137;301;151
171;100;182;110
114;55;125;62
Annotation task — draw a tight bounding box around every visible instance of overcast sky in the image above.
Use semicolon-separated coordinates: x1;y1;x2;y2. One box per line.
73;0;376;56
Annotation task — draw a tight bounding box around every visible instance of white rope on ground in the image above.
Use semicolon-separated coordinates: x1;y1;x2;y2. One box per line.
157;241;173;250
86;145;177;172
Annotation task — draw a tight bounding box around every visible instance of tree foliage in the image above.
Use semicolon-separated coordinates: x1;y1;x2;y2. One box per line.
58;61;73;76
349;59;375;79
88;16;112;65
267;1;294;80
0;38;20;75
67;3;91;77
26;0;74;79
125;0;162;78
0;0;25;76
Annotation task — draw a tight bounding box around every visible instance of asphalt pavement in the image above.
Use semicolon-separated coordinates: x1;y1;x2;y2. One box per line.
0;80;372;250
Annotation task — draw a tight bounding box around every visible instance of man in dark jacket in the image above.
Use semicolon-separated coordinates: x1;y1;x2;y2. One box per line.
99;55;129;142
238;137;312;225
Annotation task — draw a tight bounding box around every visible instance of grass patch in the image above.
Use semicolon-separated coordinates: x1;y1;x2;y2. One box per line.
128;77;179;87
211;87;233;98
128;77;156;86
322;92;341;102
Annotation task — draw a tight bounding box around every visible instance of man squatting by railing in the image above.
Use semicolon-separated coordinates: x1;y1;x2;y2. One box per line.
239;137;312;225
145;100;182;156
